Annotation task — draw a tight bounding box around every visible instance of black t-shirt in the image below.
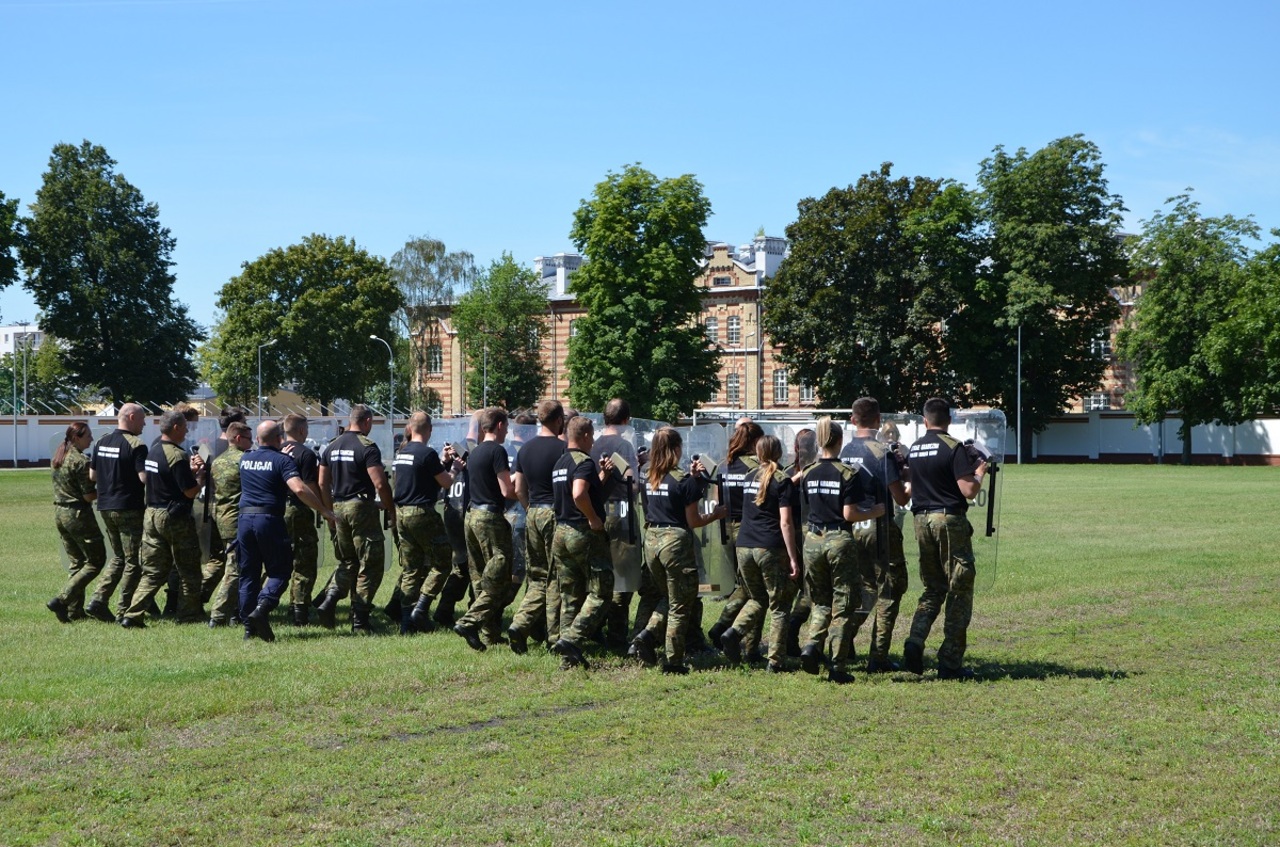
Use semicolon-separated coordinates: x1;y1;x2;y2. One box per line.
591;433;637;503
467;440;510;508
644;470;702;528
92;429;148;511
553;450;605;526
514;435;566;506
722;454;758;522
145;441;199;516
239;446;300;512
801;458;871;526
737;470;799;550
444;465;469;512
321;431;383;501
839;436;900;496
393;441;447;507
908;430;980;513
281;439;319;507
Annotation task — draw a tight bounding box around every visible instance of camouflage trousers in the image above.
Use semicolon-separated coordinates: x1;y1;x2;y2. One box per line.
200;519;227;601
732;545;790;666
802;527;857;672
54;505;106;614
328;500;385;613
123;507;203;623
396;505;452;601
511;506;560;639
868;518;908;663
286;503;319;606
640;526;699;666
713;521;747;628
603;509;656;648
554;523;614;645
459;509;514;635
208;513;240;623
848;520;885;649
92;509;144;610
907;513;975;672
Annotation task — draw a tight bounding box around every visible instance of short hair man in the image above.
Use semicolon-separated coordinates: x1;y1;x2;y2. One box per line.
207;420;252;626
902;398;987;679
394;412;461;634
85;402;150;622
281;413;322;625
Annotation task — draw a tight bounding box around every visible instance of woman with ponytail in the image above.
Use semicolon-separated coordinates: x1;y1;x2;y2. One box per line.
46;422;106;623
796;417;883;682
708;419;764;651
718;435;802;672
629;427;728;674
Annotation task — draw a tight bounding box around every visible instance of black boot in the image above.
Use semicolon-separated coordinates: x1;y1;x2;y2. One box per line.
708;620;729;651
291;604;310;626
383;588;403;623
785;614;805;658
352;608;373;636
247;602;276;642
627;629;658;667
243;622;256;640
46;597;71;623
315;589;340;630
720;627;743;664
86;599;115;623
399;603;416;636
453;622;486;652
410;594;436;632
800;643;822;675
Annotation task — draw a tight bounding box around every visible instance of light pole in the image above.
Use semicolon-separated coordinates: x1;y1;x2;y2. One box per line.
19;322;30;415
370;334;394;446
257;338;277;422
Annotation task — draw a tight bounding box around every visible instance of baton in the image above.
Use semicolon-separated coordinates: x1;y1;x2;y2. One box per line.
985;461;999;537
715;473;728;545
625;478;637;545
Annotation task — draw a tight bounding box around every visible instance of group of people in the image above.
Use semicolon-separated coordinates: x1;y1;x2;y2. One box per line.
45;393;989;680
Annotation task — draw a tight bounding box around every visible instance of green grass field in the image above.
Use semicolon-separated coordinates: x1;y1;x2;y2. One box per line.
1;465;1277;846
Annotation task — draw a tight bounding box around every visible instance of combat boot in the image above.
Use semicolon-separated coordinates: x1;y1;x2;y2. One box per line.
903;641;924;675
800;643;822;675
627;629;658;667
291;604;310;627
351;609;373;636
315;589;340;630
785;614;805;658
410;595;436;632
707;620;729;651
243;622;256;641
247;602;276;642
660;663;689;675
85;599;115;623
453;622;486;652
383;589;403;624
399;604;415;636
719;627;744;664
507;626;529;655
46;597;71;623
937;666;975;681
551;638;588;669
827;668;855;684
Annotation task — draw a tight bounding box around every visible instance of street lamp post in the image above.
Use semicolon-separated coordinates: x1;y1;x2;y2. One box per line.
20;323;30;415
257;338;277;422
370;334;394;447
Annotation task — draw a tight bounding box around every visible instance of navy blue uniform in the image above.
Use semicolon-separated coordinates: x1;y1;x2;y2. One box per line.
236;445;301;619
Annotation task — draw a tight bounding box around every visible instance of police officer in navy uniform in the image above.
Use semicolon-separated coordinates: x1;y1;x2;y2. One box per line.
238;420;335;641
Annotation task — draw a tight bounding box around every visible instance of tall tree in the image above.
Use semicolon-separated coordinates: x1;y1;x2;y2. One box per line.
567;164;719;422
20;141;203;403
761;163;981;411
201;234;402;413
452;253;548;410
968;135;1127;459
1117;194;1259;463
1205;233;1280;423
0;190;20;308
390;235;476;408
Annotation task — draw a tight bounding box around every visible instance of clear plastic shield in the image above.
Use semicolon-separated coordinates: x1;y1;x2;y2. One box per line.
837;424;910;617
758;422;804;469
674;424;731;593
951;409;1005;590
188;422;219;564
596;424;644;592
503;424;540;579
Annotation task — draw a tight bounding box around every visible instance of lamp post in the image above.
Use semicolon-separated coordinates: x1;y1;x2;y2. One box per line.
370;334;394;446
257;338;277;422
19;322;30;415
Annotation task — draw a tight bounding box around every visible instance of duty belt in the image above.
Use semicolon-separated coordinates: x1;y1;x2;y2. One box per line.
242;505;285;517
470;503;503;513
918;508;964;516
335;493;373;503
645;521;685;529
807;522;851;534
527;502;554;509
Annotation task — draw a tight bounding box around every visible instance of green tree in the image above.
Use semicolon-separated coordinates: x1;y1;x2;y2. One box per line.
567;164;719;422
1205;234;1280;422
201;234;402;413
761;163;981;411
0;190;20;307
968;135;1127;459
452;253;548;410
1117;194;1259;463
390;235;475;409
20;141;203;403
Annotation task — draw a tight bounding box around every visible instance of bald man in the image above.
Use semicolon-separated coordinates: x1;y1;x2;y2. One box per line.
86;402;150;621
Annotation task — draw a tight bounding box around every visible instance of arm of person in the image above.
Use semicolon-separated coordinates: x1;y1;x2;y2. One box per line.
288;477;335;522
888;479;910;508
512;471;530;509
369;464;395;526
843;500;885;523
498;469;517;502
434;469;456;490
572;478;604;532
317;465;334;512
956;463;986;500
779;504;801;580
685;500;728;529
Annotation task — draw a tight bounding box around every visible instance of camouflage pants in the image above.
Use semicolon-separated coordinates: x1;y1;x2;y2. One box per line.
733;545;790;666
209;513;241;623
459;509;513;634
286;503;319;606
849;520;884;643
802;527;857;672
201;519;227;599
123;507;203;623
92;509;144;609
329;500;385;613
869;518;909;663
713;521;747;627
603;509;653;647
397;505;451;601
641;526;699;666
511;506;559;638
55;505;106;613
907;513;975;672
554;523;614;645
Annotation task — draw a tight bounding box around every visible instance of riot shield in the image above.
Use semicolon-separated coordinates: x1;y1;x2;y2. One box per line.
503;423;541;580
951;409;1006;590
187;419;220;563
674;423;731;594
837;420;910;617
758;422;803;469
596;424;644;592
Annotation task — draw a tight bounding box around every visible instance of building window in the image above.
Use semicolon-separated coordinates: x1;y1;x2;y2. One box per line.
426;344;443;375
727;315;741;345
726;372;740;405
1090;333;1112;359
773;368;789;404
705;317;718;344
569;319;579;338
713;275;732;287
800;382;815;404
1086;392;1110;411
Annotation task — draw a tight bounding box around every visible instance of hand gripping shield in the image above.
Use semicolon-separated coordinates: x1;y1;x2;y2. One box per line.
187;418;221;562
674;423;730;594
596;424;644;591
948;408;1005;590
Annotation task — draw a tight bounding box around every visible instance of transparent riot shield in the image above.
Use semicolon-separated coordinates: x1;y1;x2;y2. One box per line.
504;423;541;580
951;409;1006;590
837;420;910;617
426;418;472;463
758;422;803;469
188;418;221;563
49;433;74;571
595;424;644;592
675;423;731;594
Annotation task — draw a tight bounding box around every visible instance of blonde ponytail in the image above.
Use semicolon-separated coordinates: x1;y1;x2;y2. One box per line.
753;435;782;506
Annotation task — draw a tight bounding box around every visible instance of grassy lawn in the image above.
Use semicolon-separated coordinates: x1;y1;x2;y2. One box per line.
1;465;1277;846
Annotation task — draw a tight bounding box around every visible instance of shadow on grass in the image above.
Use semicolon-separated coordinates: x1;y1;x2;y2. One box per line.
968;659;1131;681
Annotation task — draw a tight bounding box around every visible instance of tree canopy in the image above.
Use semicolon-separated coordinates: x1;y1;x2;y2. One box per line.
391;235;475;409
566;164;719;422
452;253;548;410
20;141;203;403
201;234;402;412
0;190;20;308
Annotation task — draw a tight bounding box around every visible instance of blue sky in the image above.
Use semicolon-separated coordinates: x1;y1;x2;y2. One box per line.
3;0;1278;329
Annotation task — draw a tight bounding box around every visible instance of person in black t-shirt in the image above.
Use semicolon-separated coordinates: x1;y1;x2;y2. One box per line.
507;400;567;653
454;407;518;651
394;412;461;635
281;413;322;625
902;398;986;679
708;419;764;653
86;402;149;621
316;404;394;634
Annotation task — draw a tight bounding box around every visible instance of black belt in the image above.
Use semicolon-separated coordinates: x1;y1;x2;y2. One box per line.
57;501;91;510
645;521;684;529
470;503;503;513
808;522;850;534
918;508;964;516
242;506;285;517
335;494;373;503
